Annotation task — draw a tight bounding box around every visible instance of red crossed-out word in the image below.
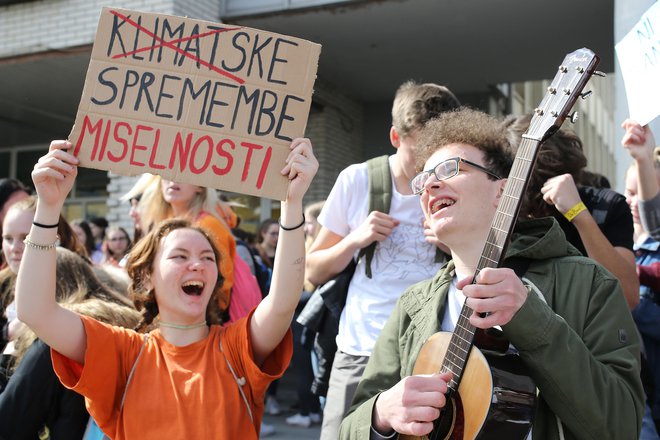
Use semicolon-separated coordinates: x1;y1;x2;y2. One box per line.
109;10;245;85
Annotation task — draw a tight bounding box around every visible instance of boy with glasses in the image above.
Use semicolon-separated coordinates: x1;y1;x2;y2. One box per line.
306;80;460;440
340;108;644;440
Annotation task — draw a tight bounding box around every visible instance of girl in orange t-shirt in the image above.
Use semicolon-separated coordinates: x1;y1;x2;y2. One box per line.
15;138;318;439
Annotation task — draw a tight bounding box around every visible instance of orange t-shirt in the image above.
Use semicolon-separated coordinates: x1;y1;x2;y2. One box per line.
52;313;292;440
195;212;236;311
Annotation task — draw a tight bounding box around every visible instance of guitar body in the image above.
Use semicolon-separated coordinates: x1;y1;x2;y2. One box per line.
401;332;536;440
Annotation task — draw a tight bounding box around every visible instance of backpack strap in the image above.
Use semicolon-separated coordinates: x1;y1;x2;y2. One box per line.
98;334;150;440
357;154;446;277
120;334;150;409
219;341;253;423
358;155;392;278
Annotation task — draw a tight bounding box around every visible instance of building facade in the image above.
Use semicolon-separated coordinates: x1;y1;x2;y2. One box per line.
0;0;656;235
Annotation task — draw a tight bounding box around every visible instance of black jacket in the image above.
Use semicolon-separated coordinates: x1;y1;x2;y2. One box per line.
0;340;88;440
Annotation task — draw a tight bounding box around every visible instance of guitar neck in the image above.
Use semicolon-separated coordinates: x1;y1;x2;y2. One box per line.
442;136;541;391
438;48;599;392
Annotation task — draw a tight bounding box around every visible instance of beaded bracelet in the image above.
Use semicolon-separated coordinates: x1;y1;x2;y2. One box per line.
563;201;587;222
278;214;305;231
23;235;59;251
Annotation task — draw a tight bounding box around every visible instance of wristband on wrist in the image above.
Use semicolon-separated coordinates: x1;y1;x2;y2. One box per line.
279;214;305;231
32;220;59;229
563;201;587;222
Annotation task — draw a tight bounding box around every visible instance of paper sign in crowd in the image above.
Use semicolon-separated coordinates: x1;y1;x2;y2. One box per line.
69;7;322;200
616;1;660;126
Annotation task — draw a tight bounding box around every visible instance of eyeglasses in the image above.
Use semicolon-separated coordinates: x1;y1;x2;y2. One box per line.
108;237;128;242
410;157;501;195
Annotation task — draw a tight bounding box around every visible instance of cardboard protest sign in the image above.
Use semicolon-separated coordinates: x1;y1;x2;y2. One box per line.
615;1;660;126
69;7;321;200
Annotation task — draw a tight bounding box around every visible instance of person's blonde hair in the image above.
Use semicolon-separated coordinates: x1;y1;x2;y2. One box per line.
391;80;461;137
137;176;226;232
304;200;325;241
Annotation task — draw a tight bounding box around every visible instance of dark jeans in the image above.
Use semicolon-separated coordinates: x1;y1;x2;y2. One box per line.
291;320;320;415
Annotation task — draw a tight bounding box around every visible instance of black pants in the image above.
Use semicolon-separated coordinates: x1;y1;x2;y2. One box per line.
291;320;320;415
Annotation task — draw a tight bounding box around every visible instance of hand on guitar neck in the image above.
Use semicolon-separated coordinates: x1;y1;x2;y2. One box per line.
373;372;453;437
456;267;528;329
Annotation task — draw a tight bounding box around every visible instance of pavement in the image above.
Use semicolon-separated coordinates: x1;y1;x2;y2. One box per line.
260;366;322;439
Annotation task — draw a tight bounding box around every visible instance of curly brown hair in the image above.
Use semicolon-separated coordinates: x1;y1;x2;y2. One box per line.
415;108;514;178
126;218;225;332
502;114;588;219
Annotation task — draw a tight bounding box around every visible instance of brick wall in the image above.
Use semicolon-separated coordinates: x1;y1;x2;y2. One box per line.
304;76;364;205
0;0;366;228
0;0;183;58
0;0;222;59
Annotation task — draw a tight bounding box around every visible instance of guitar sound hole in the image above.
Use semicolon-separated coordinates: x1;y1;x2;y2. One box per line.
425;394;464;440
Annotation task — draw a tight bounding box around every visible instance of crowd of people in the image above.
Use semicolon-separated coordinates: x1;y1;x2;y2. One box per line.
0;79;658;440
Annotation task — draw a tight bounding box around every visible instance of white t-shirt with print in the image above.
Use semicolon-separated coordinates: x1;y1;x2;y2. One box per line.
318;155;443;356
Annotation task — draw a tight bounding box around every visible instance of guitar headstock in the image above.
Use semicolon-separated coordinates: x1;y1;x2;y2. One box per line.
525;48;600;142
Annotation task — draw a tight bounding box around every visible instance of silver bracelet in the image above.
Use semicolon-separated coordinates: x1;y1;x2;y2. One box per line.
23;235;59;251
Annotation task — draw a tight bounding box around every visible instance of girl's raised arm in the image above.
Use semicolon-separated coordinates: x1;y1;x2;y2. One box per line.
250;138;318;366
16;140;87;363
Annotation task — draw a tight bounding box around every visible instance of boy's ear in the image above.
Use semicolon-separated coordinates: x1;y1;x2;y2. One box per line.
494;178;507;206
390;126;401;149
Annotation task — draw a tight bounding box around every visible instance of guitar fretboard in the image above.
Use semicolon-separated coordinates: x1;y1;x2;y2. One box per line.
436;48;599;391
441;136;540;391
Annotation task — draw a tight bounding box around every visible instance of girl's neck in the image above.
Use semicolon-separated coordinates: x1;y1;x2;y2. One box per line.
262;244;276;256
158;322;209;346
170;203;188;217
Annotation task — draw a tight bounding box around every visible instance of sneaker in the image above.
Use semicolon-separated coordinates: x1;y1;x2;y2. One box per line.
265;396;281;416
286;413;312;428
309;412;322;424
260;422;276;437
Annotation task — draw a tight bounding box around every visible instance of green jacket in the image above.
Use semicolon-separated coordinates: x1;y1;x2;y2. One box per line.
340;218;644;440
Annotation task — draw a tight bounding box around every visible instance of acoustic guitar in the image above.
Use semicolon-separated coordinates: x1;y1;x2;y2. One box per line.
402;48;601;440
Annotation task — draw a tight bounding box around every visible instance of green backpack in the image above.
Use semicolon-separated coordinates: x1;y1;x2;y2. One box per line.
357;155;392;279
357;155;443;278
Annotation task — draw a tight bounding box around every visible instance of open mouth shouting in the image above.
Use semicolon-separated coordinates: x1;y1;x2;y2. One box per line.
182;280;205;296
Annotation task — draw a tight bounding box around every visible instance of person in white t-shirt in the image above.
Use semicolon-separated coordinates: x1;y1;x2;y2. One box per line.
305;80;461;440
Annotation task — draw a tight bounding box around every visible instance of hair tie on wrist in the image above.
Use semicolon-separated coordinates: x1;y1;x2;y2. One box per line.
279;214;305;231
32;221;59;229
563;201;587;222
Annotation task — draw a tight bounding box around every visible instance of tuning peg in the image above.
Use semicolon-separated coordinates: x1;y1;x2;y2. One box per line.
569;112;579;123
580;90;593;100
593;71;606;77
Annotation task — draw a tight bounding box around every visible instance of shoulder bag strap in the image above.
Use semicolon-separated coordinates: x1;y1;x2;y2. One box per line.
120;333;150;409
219;340;253;423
